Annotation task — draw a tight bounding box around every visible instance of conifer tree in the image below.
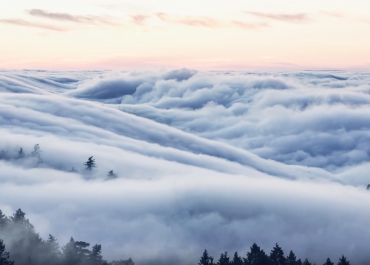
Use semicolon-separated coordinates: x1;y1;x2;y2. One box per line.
84;156;96;171
199;249;213;265
62;237;78;265
0;240;14;265
323;258;334;265
18;148;25;159
337;256;350;265
89;244;104;265
217;252;230;265
302;258;312;265
270;243;285;265
31;144;43;164
107;170;117;179
231;252;243;265
45;234;61;260
297;259;303;265
0;210;8;230
244;243;269;265
287;250;297;265
69;167;78;173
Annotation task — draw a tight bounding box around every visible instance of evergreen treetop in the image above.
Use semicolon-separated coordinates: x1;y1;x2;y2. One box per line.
84;156;96;171
323;258;334;265
270;243;285;265
0;240;14;265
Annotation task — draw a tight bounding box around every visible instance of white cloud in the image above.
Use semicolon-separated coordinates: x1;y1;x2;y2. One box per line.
1;69;370;264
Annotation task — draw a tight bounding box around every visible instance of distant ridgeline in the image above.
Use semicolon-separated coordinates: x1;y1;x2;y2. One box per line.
0;209;134;265
0;144;118;180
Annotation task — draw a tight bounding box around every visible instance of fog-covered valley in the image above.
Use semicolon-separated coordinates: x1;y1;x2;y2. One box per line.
1;69;370;265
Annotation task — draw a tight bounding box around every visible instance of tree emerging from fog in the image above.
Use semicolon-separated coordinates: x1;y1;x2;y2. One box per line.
0;209;134;265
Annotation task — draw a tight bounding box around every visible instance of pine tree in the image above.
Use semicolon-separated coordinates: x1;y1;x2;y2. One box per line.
0;210;9;230
18;148;25;159
31;144;41;157
244;243;269;265
89;244;104;265
107;170;117;179
84;156;96;171
286;250;297;265
45;234;61;259
231;252;243;265
69;167;78;173
217;252;230;265
270;243;285;265
0;240;14;265
297;259;303;265
199;249;213;265
62;237;78;265
337;256;350;265
9;209;42;265
323;258;334;265
31;144;43;164
303;258;312;265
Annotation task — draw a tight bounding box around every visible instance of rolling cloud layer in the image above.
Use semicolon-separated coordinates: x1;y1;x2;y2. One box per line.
1;69;370;264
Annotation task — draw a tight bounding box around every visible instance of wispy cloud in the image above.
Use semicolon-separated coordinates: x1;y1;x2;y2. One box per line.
231;20;269;29
321;11;345;18
156;13;268;30
157;13;220;28
244;12;310;23
131;14;150;26
27;9;119;26
0;19;65;31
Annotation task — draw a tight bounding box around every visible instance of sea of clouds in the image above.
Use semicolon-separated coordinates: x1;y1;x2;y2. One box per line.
1;69;370;264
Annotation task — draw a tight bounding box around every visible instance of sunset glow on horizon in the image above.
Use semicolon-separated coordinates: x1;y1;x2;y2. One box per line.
1;0;370;71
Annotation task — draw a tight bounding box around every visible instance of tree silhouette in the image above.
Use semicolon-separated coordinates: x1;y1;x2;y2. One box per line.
84;156;96;171
337;256;350;265
244;243;269;265
287;250;297;265
45;234;61;262
302;258;312;265
89;244;104;265
367;184;370;190
217;252;230;265
31;144;43;164
18;148;25;159
199;249;213;265
107;170;117;179
231;252;243;265
0;240;14;265
69;167;78;173
323;258;334;265
62;237;79;265
0;210;9;230
270;243;285;265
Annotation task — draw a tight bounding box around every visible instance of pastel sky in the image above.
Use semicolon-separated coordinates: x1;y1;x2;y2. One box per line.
1;0;370;70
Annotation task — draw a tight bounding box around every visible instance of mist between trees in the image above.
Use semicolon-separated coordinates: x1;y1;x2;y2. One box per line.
0;208;355;265
0;209;134;265
0;144;117;180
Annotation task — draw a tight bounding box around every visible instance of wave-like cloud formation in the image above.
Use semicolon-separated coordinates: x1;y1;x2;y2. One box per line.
1;69;370;264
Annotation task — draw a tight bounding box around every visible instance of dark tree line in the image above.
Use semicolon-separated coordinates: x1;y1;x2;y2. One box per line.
199;244;351;265
0;209;134;265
